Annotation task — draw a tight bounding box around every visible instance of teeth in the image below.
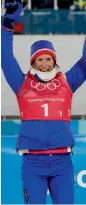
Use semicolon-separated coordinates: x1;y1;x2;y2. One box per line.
39;69;49;72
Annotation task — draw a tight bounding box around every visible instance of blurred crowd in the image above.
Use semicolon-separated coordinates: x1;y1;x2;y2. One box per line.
1;0;86;10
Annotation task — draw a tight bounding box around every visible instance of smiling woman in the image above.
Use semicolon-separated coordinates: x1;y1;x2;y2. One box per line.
29;40;58;79
1;0;86;204
32;54;54;72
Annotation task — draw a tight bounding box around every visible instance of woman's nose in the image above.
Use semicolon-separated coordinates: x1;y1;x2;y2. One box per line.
43;60;47;67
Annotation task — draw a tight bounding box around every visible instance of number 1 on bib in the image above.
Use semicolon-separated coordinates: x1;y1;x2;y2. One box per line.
41;103;48;117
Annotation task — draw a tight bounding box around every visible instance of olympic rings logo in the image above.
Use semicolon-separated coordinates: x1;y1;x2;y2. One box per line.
31;79;61;91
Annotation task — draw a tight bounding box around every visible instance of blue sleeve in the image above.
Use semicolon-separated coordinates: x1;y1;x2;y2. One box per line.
1;27;25;94
83;37;86;64
65;38;86;93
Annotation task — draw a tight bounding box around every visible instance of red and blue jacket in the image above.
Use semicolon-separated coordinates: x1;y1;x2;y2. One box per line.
1;27;86;150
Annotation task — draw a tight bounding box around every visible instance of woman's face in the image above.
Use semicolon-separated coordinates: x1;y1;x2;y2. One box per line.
33;54;55;72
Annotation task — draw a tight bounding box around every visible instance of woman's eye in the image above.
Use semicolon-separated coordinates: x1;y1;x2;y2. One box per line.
47;58;51;61
38;59;42;61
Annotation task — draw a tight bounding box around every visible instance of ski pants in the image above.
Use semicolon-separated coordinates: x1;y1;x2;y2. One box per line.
21;153;74;204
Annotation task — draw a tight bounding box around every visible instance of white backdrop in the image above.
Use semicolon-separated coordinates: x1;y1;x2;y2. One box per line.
1;35;86;116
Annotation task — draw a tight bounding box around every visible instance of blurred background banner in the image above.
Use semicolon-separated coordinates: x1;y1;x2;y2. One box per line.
1;0;86;204
1;0;86;34
1;9;86;34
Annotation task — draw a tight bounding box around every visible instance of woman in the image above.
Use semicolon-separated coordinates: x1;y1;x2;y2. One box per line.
1;0;86;204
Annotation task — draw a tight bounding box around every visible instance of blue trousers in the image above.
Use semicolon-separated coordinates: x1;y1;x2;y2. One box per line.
21;153;74;204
